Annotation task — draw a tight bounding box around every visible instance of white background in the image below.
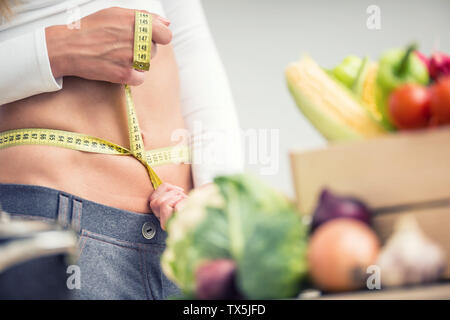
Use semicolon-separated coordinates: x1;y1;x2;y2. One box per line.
201;0;450;197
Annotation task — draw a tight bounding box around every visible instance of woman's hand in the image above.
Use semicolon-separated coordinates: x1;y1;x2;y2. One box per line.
148;183;188;230
46;7;172;86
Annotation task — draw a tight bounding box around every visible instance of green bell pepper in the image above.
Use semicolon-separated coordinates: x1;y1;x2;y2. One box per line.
331;55;363;89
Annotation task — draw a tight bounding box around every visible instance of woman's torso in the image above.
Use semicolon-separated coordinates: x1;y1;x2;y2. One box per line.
0;0;193;213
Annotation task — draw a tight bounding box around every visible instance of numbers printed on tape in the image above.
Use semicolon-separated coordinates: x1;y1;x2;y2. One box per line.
0;128;128;154
125;84;163;188
133;12;152;71
0;128;190;168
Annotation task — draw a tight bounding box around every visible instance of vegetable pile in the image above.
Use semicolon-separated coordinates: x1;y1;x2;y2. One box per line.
161;174;308;299
161;44;450;297
286;44;450;141
161;175;447;298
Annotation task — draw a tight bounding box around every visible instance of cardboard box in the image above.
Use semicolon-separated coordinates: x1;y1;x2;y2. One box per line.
290;126;450;278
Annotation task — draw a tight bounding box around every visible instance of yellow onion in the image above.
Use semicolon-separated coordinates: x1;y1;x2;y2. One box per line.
308;218;380;292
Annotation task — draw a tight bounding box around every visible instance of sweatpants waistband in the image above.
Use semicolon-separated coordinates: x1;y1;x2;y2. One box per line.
0;184;166;245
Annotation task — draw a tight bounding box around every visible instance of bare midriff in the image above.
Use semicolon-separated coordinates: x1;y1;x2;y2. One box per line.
0;45;193;213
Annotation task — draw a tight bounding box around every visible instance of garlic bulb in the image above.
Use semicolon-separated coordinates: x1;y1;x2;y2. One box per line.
377;215;446;287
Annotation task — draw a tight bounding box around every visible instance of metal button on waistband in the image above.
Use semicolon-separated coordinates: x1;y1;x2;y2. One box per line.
142;221;156;240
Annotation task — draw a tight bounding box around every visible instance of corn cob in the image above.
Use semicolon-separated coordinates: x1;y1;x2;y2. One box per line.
286;57;387;142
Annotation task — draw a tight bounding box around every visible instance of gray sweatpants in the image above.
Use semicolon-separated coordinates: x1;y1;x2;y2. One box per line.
0;183;181;300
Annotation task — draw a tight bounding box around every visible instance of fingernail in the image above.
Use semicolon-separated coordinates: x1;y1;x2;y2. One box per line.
158;16;171;26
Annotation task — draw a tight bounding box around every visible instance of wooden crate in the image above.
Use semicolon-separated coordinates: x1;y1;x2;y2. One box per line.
299;282;450;300
290;126;450;278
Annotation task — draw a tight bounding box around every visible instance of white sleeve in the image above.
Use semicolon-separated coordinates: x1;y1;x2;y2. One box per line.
162;0;244;187
0;27;63;105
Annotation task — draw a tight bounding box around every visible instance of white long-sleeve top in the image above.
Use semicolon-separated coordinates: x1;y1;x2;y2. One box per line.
0;0;244;187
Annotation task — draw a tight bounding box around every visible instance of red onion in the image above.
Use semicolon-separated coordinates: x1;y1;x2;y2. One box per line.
311;189;373;232
429;52;450;81
195;259;242;300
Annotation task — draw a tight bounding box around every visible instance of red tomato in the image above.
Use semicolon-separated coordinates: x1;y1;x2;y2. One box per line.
430;77;450;125
388;84;431;130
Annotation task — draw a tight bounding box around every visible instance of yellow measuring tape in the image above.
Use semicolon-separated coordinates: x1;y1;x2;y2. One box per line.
133;11;151;71
0;12;189;190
